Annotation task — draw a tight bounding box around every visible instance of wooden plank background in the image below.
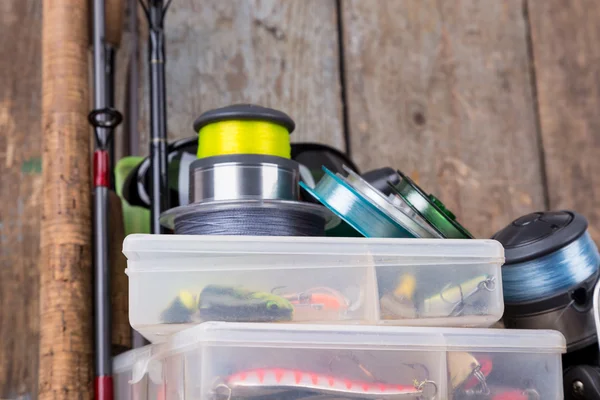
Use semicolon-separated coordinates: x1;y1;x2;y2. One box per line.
1;0;599;397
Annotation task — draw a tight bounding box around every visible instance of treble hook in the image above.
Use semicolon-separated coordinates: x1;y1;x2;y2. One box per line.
444;276;496;317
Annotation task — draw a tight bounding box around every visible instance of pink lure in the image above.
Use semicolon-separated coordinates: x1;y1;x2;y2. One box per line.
220;368;432;399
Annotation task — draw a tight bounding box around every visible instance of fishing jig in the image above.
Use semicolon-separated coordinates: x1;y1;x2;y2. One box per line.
423;275;496;318
212;368;438;400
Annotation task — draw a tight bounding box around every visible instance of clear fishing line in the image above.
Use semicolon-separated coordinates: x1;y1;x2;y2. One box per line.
502;231;600;303
301;167;419;238
342;166;440;238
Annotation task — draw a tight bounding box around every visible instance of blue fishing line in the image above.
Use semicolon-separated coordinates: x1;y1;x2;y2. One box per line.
300;167;416;238
502;231;600;303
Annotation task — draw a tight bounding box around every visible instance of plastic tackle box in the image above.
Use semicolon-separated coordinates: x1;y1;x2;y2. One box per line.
114;344;165;400
124;234;505;342
131;322;565;400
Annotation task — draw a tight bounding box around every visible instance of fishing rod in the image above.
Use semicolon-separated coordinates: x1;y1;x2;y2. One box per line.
125;0;140;157
125;0;148;349
139;0;172;236
128;0;172;348
104;0;134;356
89;0;124;398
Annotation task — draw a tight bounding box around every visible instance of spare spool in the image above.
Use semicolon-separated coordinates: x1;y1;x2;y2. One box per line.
301;166;439;238
493;211;600;352
193;104;294;159
161;105;329;236
189;154;300;203
388;170;472;239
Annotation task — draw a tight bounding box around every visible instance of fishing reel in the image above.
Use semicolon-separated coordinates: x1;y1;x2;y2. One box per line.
493;211;600;400
121;135;361;210
157;104;332;236
493;211;600;353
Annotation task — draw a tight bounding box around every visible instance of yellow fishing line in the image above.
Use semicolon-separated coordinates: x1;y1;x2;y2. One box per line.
197;120;291;159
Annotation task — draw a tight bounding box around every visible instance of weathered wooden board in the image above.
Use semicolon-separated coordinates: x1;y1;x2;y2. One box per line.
137;0;345;151
341;0;547;238
528;0;600;243
0;1;42;398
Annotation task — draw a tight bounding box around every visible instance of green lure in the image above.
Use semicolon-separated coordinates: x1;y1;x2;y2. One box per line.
160;285;294;324
198;285;294;322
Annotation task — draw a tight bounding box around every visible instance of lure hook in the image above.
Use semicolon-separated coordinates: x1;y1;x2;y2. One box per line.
213;383;232;400
443;276;496;317
403;362;430;381
469;364;490;396
415;379;438;399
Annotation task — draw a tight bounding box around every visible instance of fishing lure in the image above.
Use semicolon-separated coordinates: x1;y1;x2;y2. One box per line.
160;286;294;323
448;353;492;393
198;285;294;322
279;287;350;312
160;290;198;323
380;274;418;319
423;275;496;318
213;368;437;400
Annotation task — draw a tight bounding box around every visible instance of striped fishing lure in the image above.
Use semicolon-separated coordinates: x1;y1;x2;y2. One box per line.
213;368;437;400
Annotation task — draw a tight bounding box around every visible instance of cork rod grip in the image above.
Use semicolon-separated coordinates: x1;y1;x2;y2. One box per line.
40;1;93;399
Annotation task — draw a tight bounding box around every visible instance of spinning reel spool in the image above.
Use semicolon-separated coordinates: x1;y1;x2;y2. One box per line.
303;165;472;239
388;171;473;239
160;104;329;236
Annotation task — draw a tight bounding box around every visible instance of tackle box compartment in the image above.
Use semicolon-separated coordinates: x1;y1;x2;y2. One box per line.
131;322;566;400
124;234;505;342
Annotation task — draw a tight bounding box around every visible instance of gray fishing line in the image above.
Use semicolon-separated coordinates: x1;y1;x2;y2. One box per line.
174;207;326;236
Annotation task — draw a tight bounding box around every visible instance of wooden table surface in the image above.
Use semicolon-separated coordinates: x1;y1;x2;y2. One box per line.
1;0;599;397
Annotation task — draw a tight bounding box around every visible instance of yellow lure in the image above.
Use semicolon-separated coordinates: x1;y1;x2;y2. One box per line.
197;120;291;159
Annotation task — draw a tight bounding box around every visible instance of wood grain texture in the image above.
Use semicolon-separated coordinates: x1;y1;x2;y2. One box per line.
138;0;345;150
40;0;93;398
341;0;546;238
0;1;42;398
527;0;600;242
106;0;126;48
109;192;131;354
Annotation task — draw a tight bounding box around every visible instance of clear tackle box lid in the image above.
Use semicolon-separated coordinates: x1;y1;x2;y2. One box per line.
161;322;566;356
123;234;504;271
